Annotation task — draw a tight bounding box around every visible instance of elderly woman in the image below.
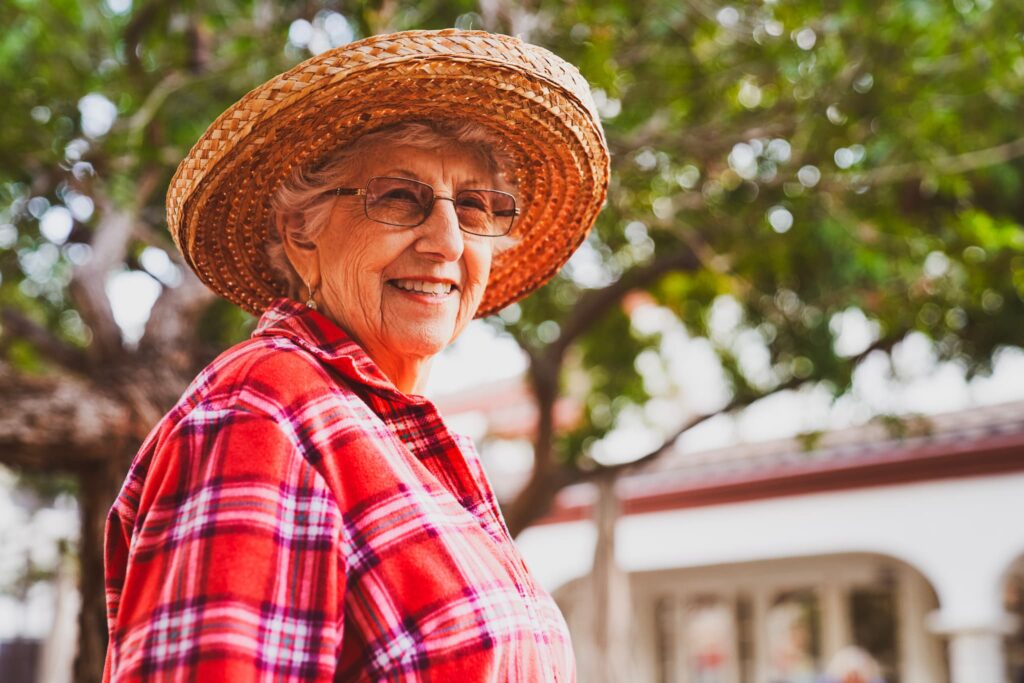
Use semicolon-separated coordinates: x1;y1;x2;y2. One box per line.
103;29;608;682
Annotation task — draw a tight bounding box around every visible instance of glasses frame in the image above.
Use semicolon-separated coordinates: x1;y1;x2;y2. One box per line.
328;176;520;237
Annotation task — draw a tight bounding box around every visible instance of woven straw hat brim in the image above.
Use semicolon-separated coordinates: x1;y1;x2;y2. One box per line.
167;29;610;317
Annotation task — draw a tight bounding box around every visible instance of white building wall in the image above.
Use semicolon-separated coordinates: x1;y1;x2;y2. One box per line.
516;471;1024;682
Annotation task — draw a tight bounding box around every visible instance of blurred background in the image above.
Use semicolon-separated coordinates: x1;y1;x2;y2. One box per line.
2;1;1023;682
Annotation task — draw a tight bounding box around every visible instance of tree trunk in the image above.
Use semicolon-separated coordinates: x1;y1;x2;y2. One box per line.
74;457;130;683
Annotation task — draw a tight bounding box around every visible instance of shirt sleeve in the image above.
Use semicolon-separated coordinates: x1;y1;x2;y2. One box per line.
104;404;346;682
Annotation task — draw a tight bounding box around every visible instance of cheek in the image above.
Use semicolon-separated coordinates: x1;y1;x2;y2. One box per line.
317;221;392;326
321;246;362;299
460;242;495;312
322;221;384;288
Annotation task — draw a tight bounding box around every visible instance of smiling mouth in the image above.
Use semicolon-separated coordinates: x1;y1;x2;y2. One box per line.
389;279;456;296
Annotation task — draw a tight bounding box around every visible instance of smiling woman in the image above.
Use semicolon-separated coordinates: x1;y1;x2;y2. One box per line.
102;29;609;683
282;141;498;392
267;121;517;393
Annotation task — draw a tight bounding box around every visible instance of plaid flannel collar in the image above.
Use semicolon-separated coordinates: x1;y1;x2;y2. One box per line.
252;297;425;404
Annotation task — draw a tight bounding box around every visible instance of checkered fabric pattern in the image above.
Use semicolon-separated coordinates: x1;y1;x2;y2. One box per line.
103;298;575;682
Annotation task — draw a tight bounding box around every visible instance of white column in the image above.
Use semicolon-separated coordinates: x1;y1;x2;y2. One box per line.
35;553;79;683
820;580;850;665
945;629;1007;683
674;594;688;683
750;587;771;683
928;610;1015;683
898;566;943;683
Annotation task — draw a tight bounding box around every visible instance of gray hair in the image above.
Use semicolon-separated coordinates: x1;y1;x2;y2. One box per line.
268;119;519;298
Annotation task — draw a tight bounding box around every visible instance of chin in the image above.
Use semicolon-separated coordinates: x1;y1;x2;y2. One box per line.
388;323;455;358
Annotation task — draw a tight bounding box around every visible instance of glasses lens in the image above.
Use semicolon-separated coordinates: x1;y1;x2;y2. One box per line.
455;190;517;236
365;177;433;226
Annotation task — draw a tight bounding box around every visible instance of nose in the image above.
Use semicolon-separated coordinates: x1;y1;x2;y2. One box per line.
416;196;464;262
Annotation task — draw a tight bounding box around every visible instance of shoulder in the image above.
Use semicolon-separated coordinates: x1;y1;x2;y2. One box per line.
112;349;355;535
183;335;339;411
152;333;382;462
116;335;367;509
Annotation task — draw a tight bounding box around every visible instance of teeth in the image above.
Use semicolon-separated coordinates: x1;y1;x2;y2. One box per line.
393;279;453;295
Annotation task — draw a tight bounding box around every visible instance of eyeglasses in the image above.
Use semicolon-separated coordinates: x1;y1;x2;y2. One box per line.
328;176;520;237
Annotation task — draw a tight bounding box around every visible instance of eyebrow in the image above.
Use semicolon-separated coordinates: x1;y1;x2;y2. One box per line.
380;168;488;188
383;168;420;180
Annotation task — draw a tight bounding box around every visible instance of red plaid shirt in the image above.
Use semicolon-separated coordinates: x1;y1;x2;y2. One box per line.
103;298;575;682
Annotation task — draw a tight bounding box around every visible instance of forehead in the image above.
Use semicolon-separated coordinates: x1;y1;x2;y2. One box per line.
358;143;493;186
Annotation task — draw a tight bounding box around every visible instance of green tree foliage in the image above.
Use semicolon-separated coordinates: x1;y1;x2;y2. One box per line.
486;0;1024;532
1;1;1023;680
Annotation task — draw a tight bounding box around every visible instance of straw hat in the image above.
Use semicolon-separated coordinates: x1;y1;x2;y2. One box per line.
167;28;610;317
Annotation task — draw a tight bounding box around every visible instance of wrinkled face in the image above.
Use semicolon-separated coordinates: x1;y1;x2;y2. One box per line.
310;144;497;364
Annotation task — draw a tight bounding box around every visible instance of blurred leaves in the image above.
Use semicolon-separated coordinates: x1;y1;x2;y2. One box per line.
2;2;1017;673
477;0;1024;469
1;0;1023;481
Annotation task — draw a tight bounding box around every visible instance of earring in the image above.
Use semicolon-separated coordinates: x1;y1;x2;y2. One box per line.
305;282;319;311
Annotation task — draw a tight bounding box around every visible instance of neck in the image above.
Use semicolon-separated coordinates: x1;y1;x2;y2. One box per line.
315;306;434;395
370;350;432;395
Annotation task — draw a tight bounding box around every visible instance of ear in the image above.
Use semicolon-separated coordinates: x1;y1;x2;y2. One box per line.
278;210;321;290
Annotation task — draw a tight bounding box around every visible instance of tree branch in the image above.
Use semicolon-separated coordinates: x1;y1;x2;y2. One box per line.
503;244;705;535
849;334;901;366
123;0;168;79
0;308;92;375
505;324;914;536
585;331;909;480
583;376;809;480
69;172;162;362
502;348;571;536
124;71;188;138
68;203;131;360
838;136;1024;187
138;269;215;365
552;245;702;357
609;118;797;160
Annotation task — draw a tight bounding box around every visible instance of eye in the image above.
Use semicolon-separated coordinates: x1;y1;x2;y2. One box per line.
456;192;489;212
381;188;421;203
367;177;433;206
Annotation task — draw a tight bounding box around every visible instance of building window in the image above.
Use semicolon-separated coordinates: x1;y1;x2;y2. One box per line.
849;584;899;683
766;589;821;683
683;595;739;683
654;596;676;683
736;593;754;683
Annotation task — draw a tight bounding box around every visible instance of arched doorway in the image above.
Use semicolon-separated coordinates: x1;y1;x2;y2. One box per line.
558;552;950;683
